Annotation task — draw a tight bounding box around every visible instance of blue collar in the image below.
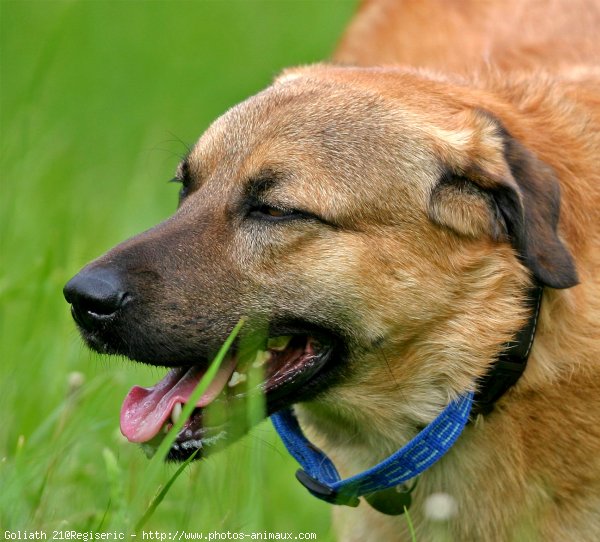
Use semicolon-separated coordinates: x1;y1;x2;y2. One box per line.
271;391;474;514
269;286;542;514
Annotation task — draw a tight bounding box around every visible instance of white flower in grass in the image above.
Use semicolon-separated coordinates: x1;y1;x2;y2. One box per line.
67;371;85;392
423;492;458;521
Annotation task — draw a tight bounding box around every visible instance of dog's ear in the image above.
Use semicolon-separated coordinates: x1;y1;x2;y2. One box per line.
428;111;578;289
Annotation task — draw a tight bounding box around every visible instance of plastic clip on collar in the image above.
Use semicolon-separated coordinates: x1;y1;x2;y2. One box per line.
271;391;474;515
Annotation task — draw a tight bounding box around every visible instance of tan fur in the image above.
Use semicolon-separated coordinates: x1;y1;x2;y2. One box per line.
172;59;600;538
336;0;600;74
186;6;600;535
75;1;600;539
282;2;600;540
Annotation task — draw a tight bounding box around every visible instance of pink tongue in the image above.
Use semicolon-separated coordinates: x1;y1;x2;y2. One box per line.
120;357;237;443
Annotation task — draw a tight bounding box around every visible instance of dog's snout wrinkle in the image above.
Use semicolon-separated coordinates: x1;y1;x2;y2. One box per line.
64;267;130;330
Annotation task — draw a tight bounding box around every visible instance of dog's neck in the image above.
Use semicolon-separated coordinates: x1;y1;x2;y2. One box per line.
295;281;589;478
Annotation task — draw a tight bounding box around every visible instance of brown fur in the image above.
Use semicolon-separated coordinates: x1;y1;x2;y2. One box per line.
273;64;600;541
305;1;600;539
336;0;600;74
70;0;600;539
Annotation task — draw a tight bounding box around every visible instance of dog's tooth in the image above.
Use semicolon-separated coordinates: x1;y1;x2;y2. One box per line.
252;350;271;368
228;372;239;387
171;402;183;424
181;439;203;450
228;371;247;387
267;336;292;351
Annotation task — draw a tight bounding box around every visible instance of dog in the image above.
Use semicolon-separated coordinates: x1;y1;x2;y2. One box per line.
64;0;600;540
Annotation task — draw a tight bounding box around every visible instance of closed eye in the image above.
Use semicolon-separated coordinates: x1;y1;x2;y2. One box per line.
248;203;305;222
242;171;336;227
169;176;191;202
170;157;194;204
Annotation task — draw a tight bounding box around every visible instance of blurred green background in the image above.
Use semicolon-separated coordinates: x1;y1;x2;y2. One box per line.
0;0;357;535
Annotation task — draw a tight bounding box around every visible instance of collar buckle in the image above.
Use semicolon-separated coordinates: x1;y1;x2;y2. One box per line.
295;469;360;507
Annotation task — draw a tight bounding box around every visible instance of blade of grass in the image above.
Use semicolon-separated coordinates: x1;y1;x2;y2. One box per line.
132;319;245;524
135;448;199;532
150;318;245;463
95;498;111;533
244;360;266;530
404;506;417;542
27;372;114;447
103;447;128;529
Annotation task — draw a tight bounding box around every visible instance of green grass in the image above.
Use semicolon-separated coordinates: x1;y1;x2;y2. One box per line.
0;0;357;535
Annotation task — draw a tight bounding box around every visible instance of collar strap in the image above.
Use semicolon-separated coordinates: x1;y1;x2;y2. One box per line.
270;284;542;513
472;283;543;416
270;391;473;510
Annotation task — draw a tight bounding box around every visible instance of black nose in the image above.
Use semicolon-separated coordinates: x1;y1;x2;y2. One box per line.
63;267;129;330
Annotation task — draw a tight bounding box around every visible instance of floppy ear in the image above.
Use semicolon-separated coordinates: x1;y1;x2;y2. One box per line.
428;111;578;289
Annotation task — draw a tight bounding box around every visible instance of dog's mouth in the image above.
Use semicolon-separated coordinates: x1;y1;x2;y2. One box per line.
119;334;335;460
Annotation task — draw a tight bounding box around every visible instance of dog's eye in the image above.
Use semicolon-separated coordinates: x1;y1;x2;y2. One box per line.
169;177;191;201
248;204;302;222
170;158;194;203
178;185;189;200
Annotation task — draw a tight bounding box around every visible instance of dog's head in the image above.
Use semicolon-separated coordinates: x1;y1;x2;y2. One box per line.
64;66;577;459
